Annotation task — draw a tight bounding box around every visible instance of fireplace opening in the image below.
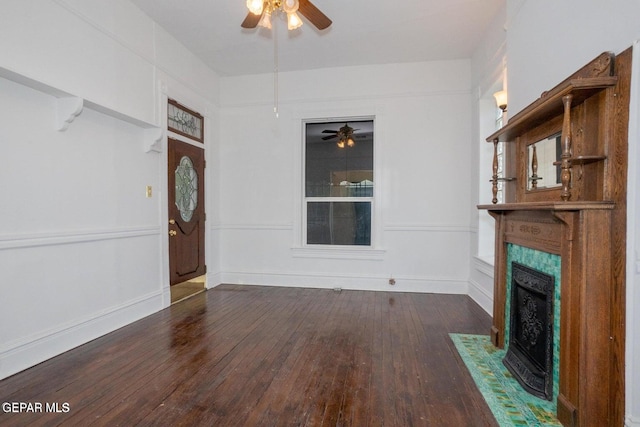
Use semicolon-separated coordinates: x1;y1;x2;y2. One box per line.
504;262;555;400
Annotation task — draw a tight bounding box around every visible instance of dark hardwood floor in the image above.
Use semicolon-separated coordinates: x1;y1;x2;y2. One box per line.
0;285;497;426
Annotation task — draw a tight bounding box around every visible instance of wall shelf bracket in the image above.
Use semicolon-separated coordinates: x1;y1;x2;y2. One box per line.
144;128;165;153
55;96;84;131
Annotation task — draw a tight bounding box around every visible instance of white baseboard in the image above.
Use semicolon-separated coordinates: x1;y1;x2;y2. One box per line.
206;271;224;288
467;279;493;315
220;270;469;294
0;290;163;380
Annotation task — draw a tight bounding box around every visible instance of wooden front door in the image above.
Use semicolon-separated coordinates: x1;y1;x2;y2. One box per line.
168;137;205;285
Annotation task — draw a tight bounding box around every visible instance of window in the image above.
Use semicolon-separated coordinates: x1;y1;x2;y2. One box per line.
304;119;374;246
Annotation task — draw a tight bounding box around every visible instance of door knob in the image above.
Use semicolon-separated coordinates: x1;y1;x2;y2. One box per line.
169;219;176;225
169;230;177;237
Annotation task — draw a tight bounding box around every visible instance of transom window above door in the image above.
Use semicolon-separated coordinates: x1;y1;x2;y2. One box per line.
304;119;374;246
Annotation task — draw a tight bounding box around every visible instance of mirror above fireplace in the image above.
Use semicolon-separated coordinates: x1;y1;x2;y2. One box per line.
527;132;561;191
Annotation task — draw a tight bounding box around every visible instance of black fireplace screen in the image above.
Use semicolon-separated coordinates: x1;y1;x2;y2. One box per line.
503;262;555;400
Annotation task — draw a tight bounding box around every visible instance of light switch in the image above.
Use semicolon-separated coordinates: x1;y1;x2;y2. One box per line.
146;185;152;198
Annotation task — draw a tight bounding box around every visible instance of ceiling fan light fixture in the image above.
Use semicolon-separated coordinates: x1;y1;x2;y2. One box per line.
241;0;331;31
347;137;355;147
282;0;299;13
246;0;264;15
287;11;303;30
337;139;345;149
258;8;272;29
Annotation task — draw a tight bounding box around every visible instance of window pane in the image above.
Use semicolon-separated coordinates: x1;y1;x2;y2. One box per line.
307;202;371;245
305;120;373;197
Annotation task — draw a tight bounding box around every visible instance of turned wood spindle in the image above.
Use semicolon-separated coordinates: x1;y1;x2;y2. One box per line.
491;138;499;204
530;144;539;189
560;94;573;201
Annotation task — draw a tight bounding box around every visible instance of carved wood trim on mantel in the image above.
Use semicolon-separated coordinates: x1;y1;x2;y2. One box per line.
505;210;562;254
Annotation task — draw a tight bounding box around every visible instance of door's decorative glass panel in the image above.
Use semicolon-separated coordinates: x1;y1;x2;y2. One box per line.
175;156;198;222
168;99;204;142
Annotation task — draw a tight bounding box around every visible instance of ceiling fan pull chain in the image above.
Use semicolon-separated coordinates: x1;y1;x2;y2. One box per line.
273;17;279;118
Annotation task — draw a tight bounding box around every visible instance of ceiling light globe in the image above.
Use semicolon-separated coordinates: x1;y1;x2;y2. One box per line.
282;0;299;13
246;0;264;15
258;9;272;29
287;11;303;30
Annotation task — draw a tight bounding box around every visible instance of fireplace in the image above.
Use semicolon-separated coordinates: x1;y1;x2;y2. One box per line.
478;49;631;425
504;262;554;400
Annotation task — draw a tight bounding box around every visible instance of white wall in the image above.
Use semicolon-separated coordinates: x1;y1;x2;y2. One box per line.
506;0;640;115
218;61;474;294
468;5;508;314
0;0;219;380
0;76;163;378
470;1;640;424
627;40;640;427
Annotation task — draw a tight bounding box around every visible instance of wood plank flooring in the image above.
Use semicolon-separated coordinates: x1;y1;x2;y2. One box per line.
0;285;497;426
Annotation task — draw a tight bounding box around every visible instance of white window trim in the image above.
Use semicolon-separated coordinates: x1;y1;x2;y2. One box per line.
291;108;385;259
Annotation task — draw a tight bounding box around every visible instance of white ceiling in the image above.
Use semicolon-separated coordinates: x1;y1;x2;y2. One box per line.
130;0;504;77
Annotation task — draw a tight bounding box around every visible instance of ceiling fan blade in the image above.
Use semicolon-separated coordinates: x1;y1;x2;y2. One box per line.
241;10;263;28
322;130;339;134
298;0;332;30
322;134;338;140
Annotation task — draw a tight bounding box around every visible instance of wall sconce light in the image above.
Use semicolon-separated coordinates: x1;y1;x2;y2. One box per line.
493;90;508;112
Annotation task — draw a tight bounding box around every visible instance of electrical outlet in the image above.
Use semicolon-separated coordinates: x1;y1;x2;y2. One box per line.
388;278;396;286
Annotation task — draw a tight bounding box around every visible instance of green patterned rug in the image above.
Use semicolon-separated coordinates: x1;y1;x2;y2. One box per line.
450;334;561;427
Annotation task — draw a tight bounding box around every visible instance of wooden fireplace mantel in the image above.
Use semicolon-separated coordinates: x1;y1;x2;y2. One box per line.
482;205;613;427
478;49;631;427
478;200;614;212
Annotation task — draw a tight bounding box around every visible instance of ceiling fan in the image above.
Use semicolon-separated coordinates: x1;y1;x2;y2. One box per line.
322;123;360;148
242;0;332;31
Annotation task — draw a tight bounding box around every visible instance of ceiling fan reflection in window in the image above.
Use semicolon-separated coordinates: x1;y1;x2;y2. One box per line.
242;0;332;31
322;123;363;148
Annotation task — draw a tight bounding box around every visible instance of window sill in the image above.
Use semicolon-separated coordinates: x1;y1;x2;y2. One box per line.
291;246;386;261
